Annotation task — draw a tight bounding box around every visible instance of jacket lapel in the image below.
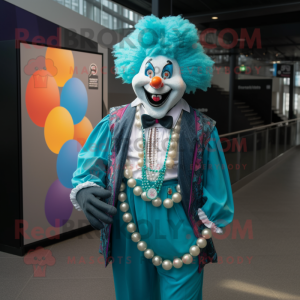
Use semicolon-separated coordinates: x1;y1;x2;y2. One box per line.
112;105;136;205
178;108;197;220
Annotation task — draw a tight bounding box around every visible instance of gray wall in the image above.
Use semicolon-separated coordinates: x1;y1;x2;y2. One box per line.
107;48;136;111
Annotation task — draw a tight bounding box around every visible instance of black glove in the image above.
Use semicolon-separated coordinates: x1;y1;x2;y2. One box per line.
76;187;116;230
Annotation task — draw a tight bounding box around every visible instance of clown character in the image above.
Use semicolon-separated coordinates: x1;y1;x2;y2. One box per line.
70;15;234;300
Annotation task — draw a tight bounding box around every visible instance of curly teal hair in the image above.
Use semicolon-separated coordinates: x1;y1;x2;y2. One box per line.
113;15;214;94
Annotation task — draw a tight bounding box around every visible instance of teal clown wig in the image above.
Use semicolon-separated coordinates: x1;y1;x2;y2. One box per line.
113;15;214;94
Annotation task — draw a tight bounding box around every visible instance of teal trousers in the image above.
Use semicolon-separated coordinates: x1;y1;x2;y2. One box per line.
111;179;204;300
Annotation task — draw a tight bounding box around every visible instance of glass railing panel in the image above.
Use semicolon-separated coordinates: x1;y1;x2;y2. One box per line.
297;121;300;145
285;124;293;151
239;133;255;180
278;125;286;156
267;127;277;162
255;130;267;170
219;118;300;184
221;138;238;185
290;122;297;147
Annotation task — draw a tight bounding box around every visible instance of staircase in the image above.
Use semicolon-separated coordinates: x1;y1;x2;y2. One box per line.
271;106;287;123
234;101;265;128
184;84;270;134
209;84;266;131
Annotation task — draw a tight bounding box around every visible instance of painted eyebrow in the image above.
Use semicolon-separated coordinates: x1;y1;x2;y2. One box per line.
162;60;173;71
145;59;155;72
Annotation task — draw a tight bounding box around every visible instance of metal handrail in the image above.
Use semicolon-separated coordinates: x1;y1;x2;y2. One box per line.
219;117;300;138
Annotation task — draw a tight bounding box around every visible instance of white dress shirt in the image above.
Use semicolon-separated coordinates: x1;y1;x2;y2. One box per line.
127;98;190;181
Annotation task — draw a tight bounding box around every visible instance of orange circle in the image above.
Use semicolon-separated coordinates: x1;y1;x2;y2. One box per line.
25;70;60;127
150;76;162;89
74;116;93;147
44;107;74;154
45;48;74;87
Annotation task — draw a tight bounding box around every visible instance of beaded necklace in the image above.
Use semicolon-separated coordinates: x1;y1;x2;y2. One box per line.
117;180;212;271
119;105;213;271
141;126;173;200
126;104;182;202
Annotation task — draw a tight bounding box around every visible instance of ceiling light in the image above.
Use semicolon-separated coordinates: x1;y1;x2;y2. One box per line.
277;61;281;63
212;16;218;19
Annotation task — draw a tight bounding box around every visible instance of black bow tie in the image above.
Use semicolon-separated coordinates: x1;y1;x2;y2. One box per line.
141;114;173;129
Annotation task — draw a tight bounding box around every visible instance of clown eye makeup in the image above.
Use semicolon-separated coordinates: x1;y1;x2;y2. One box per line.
161;62;173;79
145;61;155;78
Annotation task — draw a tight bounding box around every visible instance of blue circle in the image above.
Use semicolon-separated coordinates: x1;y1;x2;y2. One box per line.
61;78;88;124
57;140;82;188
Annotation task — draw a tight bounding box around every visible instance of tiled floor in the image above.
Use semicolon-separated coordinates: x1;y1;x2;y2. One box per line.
1;148;300;299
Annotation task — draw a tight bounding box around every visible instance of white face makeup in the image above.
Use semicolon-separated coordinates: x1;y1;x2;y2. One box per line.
132;55;186;119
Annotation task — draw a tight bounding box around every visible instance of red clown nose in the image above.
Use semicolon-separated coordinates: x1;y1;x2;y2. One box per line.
150;76;164;89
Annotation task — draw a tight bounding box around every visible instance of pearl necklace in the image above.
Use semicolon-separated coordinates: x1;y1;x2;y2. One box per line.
132;105;182;201
123;167;182;208
141;126;173;200
123;104;182;208
117;180;212;271
119;106;214;270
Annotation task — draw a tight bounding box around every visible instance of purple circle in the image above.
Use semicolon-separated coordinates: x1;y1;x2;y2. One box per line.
45;179;73;227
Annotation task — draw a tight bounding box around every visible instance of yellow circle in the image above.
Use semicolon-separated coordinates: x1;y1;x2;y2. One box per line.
45;48;74;87
44;107;74;154
74;116;93;147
